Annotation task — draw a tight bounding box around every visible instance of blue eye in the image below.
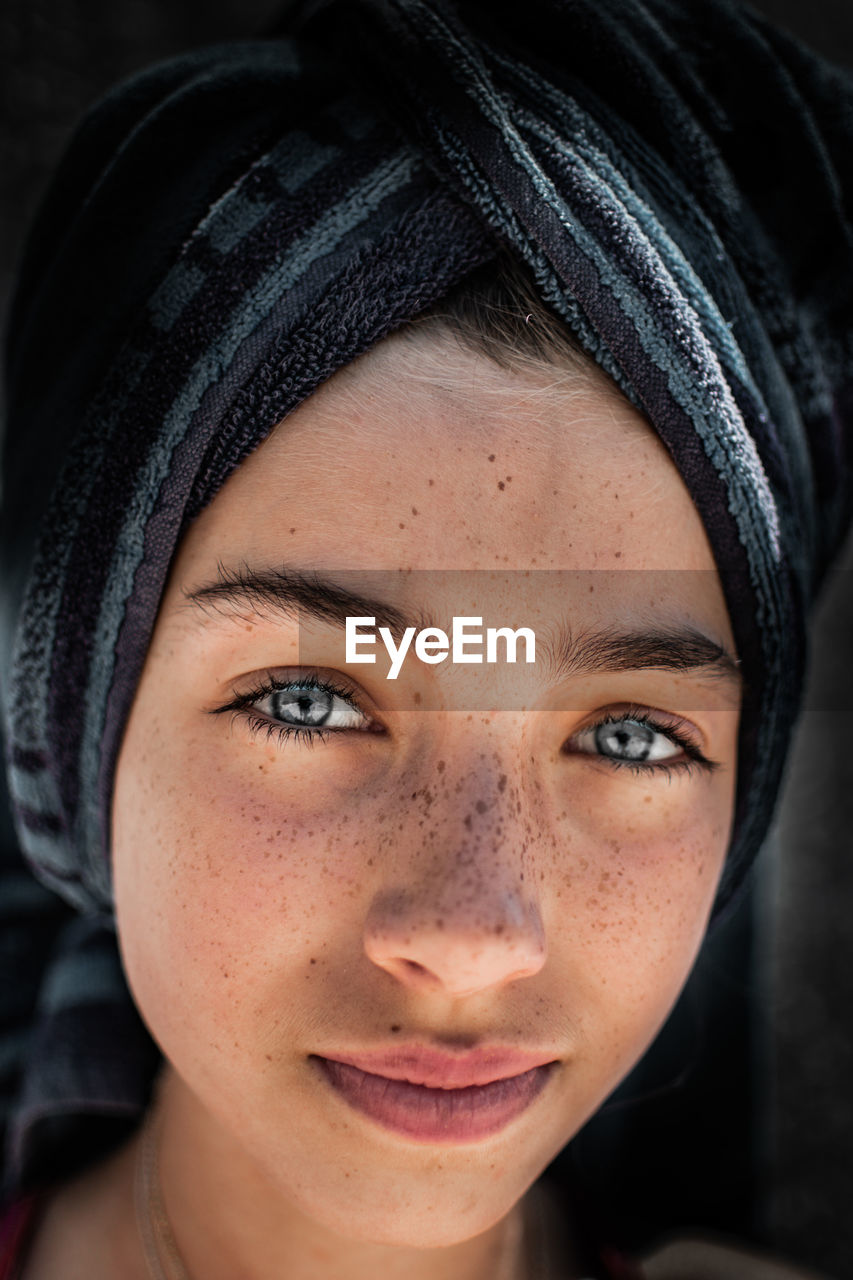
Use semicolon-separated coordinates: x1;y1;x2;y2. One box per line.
215;675;375;746
258;684;369;732
582;717;680;763
569;712;714;776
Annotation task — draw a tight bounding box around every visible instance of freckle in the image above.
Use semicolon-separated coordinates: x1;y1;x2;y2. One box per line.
505;476;512;482
399;522;406;529
265;1054;272;1061
290;527;296;534
437;760;445;773
497;481;505;490
488;454;495;462
309;958;316;965
428;478;434;486
643;795;651;804
614;551;622;558
498;774;507;792
367;857;374;866
411;507;418;515
413;691;421;705
390;1024;401;1033
464;813;472;829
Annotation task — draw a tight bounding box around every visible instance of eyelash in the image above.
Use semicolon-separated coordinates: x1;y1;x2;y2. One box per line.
214;673;364;750
213;677;717;777
568;707;717;779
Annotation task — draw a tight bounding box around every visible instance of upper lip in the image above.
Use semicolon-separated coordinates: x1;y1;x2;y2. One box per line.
316;1045;560;1089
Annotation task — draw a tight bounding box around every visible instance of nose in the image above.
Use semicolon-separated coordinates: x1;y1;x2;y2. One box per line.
363;779;547;999
364;890;546;998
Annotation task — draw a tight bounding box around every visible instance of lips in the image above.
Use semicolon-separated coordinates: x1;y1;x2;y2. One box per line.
312;1046;558;1143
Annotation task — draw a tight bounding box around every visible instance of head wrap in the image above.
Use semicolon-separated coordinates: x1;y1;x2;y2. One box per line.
1;0;851;1199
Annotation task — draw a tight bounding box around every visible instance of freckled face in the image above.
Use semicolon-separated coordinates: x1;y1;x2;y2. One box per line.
112;334;739;1247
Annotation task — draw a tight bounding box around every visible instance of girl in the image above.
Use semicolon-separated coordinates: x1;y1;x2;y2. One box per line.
1;1;850;1275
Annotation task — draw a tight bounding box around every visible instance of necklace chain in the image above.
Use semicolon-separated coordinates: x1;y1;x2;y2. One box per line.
134;1112;193;1280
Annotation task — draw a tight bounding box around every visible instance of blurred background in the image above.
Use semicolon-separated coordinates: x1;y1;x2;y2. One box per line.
1;1;852;1275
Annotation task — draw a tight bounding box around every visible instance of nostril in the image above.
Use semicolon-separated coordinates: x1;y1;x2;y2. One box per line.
395;957;443;990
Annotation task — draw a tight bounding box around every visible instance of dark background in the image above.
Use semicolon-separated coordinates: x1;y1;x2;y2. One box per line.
2;1;853;1275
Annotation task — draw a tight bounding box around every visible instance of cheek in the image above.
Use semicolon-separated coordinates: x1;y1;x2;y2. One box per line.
546;775;732;1071
111;703;371;1055
552;754;732;901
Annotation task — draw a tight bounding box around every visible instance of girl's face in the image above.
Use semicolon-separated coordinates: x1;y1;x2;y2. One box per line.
112;334;740;1249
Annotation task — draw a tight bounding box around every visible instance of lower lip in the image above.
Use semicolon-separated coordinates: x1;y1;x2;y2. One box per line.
313;1057;555;1143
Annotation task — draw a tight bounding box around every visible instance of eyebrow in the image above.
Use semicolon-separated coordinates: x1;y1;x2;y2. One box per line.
185;564;423;644
184;565;742;693
544;625;741;693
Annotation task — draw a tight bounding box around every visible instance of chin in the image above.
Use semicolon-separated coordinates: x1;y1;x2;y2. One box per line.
312;1191;518;1251
257;1140;532;1250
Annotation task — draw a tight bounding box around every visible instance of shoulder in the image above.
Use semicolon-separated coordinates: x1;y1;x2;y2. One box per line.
641;1236;832;1280
0;1193;45;1280
1;1133;145;1280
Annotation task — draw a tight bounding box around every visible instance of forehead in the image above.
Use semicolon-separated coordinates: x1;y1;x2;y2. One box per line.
167;331;733;647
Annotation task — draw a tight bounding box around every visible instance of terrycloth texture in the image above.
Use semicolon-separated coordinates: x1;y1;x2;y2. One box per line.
1;0;851;1199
